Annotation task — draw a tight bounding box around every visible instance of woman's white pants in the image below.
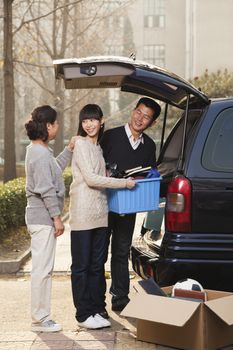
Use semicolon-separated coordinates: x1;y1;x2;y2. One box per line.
27;225;56;323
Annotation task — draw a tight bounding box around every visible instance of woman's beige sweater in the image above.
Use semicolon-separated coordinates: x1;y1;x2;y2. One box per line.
69;137;128;230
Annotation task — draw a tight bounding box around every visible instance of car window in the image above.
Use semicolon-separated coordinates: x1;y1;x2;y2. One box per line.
155;105;183;151
157;109;202;174
202;108;233;172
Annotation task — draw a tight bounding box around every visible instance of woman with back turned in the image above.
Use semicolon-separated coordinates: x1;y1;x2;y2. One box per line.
25;105;77;332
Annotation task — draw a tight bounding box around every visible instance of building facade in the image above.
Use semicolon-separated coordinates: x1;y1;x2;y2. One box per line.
127;0;233;79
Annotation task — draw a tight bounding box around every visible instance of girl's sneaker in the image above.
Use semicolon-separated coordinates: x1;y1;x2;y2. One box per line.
78;315;103;329
94;313;111;328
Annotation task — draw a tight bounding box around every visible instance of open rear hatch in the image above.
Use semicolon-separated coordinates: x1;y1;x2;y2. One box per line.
53;56;209;109
53;56;209;171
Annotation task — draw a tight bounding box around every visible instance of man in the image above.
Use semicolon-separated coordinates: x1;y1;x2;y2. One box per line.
100;97;161;312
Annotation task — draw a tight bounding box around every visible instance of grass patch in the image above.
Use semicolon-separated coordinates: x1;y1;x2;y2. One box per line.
0;226;30;261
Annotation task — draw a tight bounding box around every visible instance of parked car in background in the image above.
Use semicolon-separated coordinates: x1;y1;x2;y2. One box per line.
54;56;233;292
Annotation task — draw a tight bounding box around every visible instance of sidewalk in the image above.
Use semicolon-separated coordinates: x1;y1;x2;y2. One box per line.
0;213;163;350
0;276;157;350
1;275;233;350
1;213;233;350
20;213;145;275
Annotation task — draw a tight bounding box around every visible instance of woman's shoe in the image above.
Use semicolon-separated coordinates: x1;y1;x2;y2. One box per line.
31;320;62;332
78;315;103;329
94;313;111;328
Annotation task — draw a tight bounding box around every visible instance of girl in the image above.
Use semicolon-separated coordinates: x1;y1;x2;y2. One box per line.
69;104;135;329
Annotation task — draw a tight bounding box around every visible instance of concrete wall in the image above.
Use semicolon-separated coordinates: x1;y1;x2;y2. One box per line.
194;0;233;76
127;0;233;79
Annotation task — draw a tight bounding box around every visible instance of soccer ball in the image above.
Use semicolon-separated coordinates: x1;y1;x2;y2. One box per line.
172;278;204;297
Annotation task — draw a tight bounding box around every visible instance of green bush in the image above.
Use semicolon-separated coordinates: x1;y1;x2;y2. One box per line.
0;177;26;233
0;168;73;234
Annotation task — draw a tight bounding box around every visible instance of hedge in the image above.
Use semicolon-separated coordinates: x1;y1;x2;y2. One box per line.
0;167;72;234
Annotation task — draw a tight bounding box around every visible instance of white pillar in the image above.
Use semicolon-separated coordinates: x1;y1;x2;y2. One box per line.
185;0;196;79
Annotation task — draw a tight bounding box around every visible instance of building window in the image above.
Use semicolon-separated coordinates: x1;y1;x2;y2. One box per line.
144;0;165;28
143;44;165;67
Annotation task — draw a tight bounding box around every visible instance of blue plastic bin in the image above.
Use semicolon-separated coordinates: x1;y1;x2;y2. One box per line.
107;177;161;214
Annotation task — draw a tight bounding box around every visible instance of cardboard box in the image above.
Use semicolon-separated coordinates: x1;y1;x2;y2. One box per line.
107;177;161;214
122;284;233;350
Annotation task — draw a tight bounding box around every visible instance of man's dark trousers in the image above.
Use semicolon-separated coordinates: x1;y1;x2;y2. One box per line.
108;211;136;306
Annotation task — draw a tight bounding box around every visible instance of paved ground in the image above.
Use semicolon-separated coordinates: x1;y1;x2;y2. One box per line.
1;213;233;350
0;213;163;350
0;275;162;350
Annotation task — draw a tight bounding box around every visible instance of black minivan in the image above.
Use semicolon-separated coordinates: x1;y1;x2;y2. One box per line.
54;56;233;292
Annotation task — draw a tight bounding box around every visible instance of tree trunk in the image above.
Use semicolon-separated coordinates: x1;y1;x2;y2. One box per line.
53;0;68;155
3;0;16;182
53;79;64;156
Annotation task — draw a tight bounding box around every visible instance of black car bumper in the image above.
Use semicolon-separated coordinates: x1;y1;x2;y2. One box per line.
131;232;233;292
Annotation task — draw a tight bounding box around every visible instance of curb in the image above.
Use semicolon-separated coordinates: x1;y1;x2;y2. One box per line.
0;248;31;274
0;213;69;275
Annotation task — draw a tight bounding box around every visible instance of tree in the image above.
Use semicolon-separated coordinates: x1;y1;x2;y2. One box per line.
3;0;16;182
14;0;134;153
2;0;85;178
15;0;85;155
2;0;135;180
189;69;233;98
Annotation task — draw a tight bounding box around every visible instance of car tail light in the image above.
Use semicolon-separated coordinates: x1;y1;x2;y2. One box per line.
145;263;154;278
165;175;191;232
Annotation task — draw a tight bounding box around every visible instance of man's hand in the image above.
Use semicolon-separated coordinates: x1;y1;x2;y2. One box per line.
53;216;65;237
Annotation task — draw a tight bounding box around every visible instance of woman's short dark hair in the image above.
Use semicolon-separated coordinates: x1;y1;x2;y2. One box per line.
25;105;57;141
77;104;104;141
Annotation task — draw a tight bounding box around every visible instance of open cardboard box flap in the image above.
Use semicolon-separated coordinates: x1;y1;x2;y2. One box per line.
121;293;200;327
122;282;233;350
205;294;233;325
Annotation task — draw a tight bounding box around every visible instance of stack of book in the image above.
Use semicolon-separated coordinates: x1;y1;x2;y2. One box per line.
123;166;152;178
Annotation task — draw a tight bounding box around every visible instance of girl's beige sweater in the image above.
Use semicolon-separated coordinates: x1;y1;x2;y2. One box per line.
69;137;128;230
